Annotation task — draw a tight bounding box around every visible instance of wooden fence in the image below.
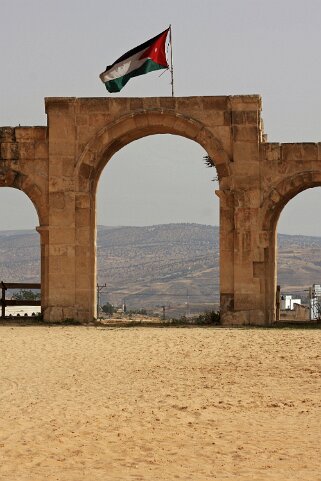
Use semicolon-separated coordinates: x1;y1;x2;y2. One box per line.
0;282;41;319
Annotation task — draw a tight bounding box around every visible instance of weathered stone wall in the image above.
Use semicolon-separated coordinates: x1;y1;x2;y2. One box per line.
0;126;49;309
1;96;320;325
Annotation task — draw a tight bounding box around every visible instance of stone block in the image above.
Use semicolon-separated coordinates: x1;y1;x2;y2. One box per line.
246;190;260;208
87;113;112;129
261;143;280;161
74;274;91;290
249;309;266;325
18;142;35;160
253;261;264;278
75;290;93;308
211;126;231;155
233;126;259;142
281;143;303;161
201;97;228;111
77;98;112;114
220;293;234;311
234;293;259;310
15;127;47;141
220;260;234;292
49;204;75;227
301;143;318;160
201;110;226;127
221;310;249;326
0;142;19;160
62;157;76;177
49;256;75;275
141;98;161;109
234;209;258;229
75;193;91;209
49;192;65;209
49;140;76;157
45;97;76;113
49;176;75;192
49;245;75;256
79;162;93;181
62;307;77;319
177;97;202;111
130;98;144;110
75;114;89;126
35;141;49;160
75;227;91;245
232;110;259;125
232;111;246;125
75;208;91;227
0;127;15;142
233;141;259;162
44;306;63;322
50;227;75;245
109;116;137;142
159;97;177;109
229;95;262;112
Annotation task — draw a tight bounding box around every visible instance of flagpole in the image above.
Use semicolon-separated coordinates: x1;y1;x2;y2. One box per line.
169;25;174;97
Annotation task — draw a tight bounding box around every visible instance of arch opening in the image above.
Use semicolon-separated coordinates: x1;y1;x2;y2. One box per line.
263;175;321;323
0;187;42;319
276;186;321;323
95;134;220;319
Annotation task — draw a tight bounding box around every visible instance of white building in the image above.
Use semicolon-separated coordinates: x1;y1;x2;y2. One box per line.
310;284;321;320
281;295;301;310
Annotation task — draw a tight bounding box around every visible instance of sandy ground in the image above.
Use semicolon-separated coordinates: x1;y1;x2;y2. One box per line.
0;326;321;481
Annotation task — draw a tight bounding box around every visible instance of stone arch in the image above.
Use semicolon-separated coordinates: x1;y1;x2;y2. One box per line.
74;108;229;320
76;109;230;193
261;170;321;323
262;170;321;231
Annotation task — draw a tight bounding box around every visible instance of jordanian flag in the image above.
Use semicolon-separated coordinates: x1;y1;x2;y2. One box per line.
100;28;169;93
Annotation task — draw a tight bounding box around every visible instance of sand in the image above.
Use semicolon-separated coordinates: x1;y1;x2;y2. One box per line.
0;325;320;481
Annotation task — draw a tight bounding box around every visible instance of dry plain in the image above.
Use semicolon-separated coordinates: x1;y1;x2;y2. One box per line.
0;325;320;481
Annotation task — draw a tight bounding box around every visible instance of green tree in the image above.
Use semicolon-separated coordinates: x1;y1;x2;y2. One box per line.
102;302;114;315
12;289;40;301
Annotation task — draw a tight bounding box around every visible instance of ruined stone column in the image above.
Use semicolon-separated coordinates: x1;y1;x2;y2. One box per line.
44;99;78;321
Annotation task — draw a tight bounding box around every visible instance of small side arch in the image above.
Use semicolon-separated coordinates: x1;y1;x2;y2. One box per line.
260;170;321;323
261;170;321;231
0;171;47;226
75;109;231;192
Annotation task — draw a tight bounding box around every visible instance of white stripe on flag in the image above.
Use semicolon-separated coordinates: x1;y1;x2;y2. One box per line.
100;49;149;82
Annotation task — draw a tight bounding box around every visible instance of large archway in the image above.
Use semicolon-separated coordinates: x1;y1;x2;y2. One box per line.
96;134;220;317
74;105;231;321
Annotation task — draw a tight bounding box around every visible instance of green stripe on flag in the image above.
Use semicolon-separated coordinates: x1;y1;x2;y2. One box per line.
104;59;167;93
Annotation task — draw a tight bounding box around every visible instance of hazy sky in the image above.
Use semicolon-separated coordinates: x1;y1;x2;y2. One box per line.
1;0;321;234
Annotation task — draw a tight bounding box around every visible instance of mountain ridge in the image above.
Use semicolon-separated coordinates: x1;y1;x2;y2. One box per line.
0;224;320;310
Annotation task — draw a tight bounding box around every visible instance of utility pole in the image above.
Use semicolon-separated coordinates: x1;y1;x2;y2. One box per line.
162;305;166;320
97;283;107;317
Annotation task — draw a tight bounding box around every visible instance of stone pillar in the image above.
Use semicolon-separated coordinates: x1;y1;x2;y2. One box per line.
44;99;78;321
36;226;49;316
232;190;266;325
219;97;268;325
74;190;97;321
216;190;235;316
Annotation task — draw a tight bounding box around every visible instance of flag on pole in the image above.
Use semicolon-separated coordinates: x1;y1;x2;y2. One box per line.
100;28;169;93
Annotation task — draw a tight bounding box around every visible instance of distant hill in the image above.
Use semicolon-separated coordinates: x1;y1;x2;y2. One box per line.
0;224;321;310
